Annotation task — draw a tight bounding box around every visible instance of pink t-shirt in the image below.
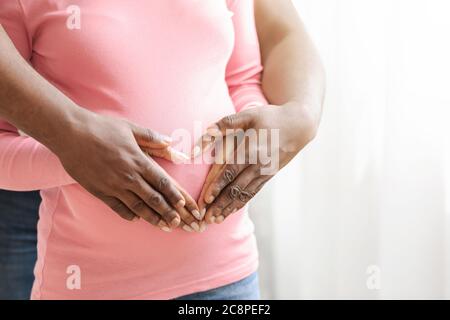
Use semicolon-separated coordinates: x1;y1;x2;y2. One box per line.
0;0;267;299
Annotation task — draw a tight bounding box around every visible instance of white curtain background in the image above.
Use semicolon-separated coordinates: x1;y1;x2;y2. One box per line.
251;0;450;299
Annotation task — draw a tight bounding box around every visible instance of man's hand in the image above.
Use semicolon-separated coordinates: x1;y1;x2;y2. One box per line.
55;113;202;232
197;103;317;224
0;26;202;232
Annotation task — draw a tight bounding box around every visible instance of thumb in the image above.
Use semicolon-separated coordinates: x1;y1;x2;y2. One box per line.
191;111;253;159
130;123;173;149
206;112;253;137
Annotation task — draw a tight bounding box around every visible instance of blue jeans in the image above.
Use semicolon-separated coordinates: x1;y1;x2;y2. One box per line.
175;272;260;300
0;190;40;300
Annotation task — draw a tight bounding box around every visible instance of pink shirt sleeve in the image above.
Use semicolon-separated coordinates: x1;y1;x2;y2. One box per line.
0;0;32;60
0;1;75;191
226;0;268;112
0;120;75;191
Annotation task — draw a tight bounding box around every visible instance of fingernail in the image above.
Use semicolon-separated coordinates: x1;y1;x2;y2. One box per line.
161;135;173;144
200;208;206;219
192;210;201;220
216;216;225;224
190;222;200;232
206;195;215;204
171;216;181;227
132;216;140;222
206;125;221;137
193;141;214;158
183;225;194;233
158;220;172;232
176;199;185;208
209;216;216;224
191;145;202;158
200;222;207;233
170;148;190;163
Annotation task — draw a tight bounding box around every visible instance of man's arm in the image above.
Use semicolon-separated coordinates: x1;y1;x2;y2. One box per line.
0;26;83;148
199;0;325;223
0;25;202;231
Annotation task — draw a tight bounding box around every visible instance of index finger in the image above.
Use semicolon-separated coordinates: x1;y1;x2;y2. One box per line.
203;162;249;205
197;163;224;215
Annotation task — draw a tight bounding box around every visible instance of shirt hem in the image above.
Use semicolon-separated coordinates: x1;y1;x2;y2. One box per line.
128;257;259;300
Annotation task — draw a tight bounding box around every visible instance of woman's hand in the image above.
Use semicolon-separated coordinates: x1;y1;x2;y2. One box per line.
196;103;318;224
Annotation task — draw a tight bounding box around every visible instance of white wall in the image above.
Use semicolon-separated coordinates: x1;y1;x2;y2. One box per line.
252;0;450;299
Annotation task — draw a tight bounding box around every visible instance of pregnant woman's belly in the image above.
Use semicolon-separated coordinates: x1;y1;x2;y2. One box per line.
30;0;237;199
27;0;259;299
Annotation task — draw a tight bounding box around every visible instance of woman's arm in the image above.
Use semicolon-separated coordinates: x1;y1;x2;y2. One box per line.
199;0;326;223
255;0;325;124
0;120;76;191
225;0;268;112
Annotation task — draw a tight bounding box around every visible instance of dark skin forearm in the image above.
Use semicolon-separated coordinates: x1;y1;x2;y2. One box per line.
199;0;326;223
0;25;203;232
0;25;84;151
255;0;325;131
